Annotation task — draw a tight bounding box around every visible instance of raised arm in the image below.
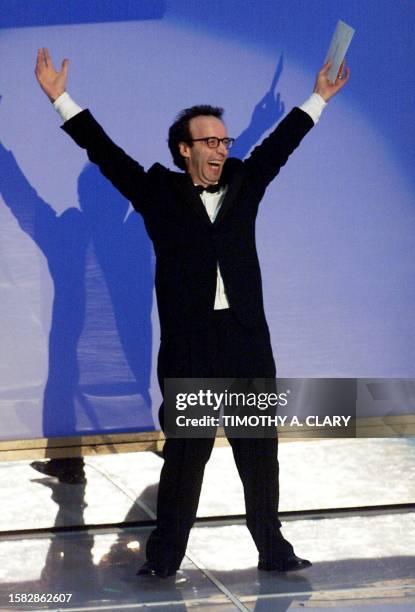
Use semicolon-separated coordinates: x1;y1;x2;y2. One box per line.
243;60;350;192
34;48;150;211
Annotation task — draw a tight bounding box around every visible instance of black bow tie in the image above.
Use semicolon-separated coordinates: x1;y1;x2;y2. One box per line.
194;182;223;195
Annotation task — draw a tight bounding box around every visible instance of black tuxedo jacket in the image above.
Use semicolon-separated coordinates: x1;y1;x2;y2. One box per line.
62;108;313;340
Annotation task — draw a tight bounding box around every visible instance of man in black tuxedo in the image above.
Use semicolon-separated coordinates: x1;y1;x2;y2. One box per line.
35;47;349;577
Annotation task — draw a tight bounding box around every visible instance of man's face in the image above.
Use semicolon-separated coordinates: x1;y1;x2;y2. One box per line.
179;115;229;187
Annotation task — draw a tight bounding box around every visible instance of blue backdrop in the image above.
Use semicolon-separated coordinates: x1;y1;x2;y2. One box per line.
0;1;414;439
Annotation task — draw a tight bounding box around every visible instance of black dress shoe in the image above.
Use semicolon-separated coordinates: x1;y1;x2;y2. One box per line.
258;553;312;572
136;561;176;578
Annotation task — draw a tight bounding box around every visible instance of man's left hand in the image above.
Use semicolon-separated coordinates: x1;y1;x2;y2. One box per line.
313;60;350;102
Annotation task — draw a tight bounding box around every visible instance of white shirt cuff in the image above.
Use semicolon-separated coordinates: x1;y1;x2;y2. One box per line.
299;93;327;124
53;92;83;123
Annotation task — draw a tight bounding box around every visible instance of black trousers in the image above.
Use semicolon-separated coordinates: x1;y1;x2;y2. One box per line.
146;310;293;571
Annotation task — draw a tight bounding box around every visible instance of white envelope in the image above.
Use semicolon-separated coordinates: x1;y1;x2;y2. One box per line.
325;20;355;83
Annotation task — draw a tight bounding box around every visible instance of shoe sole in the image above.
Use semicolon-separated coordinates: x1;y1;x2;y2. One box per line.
258;561;312;572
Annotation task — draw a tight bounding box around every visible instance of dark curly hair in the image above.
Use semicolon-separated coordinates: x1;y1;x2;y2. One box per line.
168;104;224;171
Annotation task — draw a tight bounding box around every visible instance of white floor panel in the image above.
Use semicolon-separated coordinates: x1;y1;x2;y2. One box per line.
0;514;414;610
1;439;415;533
0;439;414;610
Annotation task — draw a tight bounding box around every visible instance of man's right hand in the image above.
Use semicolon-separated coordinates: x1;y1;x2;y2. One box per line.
35;47;69;102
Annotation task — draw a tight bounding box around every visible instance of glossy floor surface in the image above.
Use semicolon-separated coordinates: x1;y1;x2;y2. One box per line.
0;439;414;610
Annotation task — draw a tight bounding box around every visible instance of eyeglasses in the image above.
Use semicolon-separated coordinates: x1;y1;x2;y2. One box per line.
188;137;235;149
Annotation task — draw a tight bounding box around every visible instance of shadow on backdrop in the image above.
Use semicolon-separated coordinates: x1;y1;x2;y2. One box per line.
0;148;154;439
232;53;285;159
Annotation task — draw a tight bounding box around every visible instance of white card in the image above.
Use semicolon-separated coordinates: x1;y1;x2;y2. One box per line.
325;20;355;83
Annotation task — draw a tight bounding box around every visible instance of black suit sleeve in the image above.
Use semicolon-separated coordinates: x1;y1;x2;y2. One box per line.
243;107;314;195
61;110;149;212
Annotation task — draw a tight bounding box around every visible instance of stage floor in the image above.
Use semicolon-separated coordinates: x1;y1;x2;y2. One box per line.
0;439;414;610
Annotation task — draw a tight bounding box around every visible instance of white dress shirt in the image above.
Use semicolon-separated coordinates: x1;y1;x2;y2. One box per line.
199;187;230;309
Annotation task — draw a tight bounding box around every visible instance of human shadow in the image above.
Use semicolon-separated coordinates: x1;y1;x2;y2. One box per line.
233;53;285;159
0;148;154;441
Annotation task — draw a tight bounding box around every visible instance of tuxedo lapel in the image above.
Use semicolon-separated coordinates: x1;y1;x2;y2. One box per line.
171;172;211;227
213;162;244;226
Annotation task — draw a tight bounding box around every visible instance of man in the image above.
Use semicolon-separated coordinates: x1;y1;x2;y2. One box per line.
35;47;349;577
